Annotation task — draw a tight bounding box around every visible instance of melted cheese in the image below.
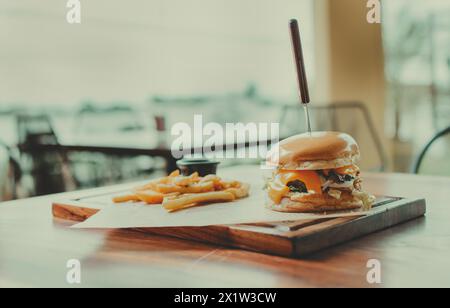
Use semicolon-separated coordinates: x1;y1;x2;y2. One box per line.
267;179;290;204
268;170;322;204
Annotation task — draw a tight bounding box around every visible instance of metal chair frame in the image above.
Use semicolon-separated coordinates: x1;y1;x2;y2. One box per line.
0;140;21;200
413;126;450;174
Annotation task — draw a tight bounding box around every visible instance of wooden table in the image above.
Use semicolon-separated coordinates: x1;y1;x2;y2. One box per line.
0;165;449;288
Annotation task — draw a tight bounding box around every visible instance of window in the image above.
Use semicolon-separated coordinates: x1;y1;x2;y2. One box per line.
382;0;450;141
0;0;314;108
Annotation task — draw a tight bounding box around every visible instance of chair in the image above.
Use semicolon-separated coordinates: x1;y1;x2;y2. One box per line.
0;140;22;200
16;113;76;196
413;126;450;175
279;102;388;171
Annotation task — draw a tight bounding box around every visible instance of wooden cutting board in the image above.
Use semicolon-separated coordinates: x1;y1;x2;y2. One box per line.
52;192;426;258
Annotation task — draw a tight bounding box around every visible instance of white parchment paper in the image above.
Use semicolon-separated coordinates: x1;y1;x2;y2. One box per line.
72;175;368;229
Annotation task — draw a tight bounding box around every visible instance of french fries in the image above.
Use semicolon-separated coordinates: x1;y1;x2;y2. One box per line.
166;203;198;213
225;183;250;199
135;190;165;204
112;171;250;212
163;191;236;211
112;194;141;203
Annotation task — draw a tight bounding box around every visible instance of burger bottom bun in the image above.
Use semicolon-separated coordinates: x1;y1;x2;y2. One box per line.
266;192;363;213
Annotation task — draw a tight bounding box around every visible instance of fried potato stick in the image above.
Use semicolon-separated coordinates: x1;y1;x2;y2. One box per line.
162;191;235;211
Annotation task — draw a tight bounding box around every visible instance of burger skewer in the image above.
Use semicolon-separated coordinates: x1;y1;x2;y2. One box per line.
289;19;312;135
263;20;375;214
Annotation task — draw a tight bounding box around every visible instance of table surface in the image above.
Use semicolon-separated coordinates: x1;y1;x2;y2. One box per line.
0;165;449;288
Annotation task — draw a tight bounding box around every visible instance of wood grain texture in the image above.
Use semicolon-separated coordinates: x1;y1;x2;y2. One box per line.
52;195;425;257
0;166;449;287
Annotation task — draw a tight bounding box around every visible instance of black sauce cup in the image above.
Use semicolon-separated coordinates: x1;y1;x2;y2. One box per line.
176;158;220;177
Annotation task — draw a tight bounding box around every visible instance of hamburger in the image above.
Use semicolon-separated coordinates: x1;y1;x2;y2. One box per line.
265;131;375;213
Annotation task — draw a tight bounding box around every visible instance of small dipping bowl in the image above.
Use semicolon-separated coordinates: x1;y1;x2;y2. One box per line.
176;158;220;177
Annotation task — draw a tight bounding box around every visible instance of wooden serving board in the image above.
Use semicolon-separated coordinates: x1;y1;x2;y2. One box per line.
52;192;426;258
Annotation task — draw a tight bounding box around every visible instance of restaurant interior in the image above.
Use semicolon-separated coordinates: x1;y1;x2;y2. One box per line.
0;0;449;201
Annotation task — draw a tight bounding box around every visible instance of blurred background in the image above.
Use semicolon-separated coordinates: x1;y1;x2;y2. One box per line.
0;0;448;200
